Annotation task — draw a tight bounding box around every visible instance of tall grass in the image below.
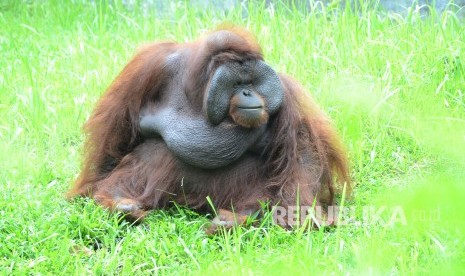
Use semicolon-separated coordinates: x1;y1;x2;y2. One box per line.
1;0;464;274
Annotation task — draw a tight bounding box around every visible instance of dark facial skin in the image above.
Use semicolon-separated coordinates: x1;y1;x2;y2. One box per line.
229;89;268;128
139;60;284;169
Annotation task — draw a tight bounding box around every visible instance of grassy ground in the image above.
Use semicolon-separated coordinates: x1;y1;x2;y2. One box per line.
1;0;464;274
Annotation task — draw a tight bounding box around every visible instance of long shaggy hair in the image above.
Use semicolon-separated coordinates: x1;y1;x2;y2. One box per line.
68;27;350;226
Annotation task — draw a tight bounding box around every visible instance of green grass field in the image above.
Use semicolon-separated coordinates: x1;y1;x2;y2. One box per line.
1;0;464;274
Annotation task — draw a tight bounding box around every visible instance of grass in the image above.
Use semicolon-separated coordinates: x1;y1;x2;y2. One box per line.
1;0;464;274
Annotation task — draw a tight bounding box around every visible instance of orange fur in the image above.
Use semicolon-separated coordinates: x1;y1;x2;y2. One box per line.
68;28;350;226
